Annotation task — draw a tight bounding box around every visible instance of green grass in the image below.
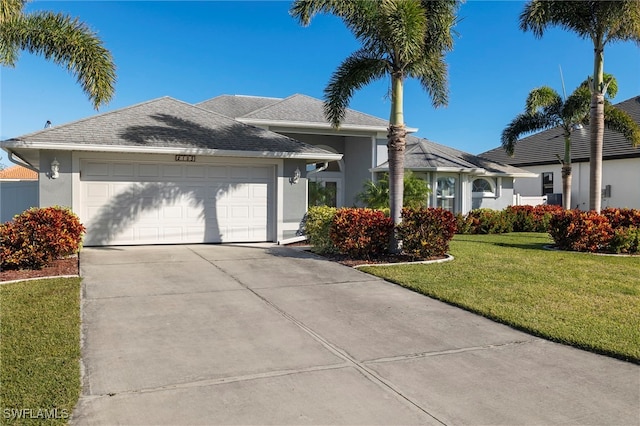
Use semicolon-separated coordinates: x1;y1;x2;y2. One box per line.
0;278;82;425
360;233;640;363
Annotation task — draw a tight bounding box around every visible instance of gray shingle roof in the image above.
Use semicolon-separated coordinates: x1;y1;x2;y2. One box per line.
376;135;535;176
199;94;390;128
479;95;640;166
196;95;281;119
4;97;339;157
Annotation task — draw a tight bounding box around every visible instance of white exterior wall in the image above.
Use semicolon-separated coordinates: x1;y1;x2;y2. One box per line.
513;158;640;210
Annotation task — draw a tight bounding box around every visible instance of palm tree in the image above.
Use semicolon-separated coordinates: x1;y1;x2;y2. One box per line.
290;0;459;251
520;0;640;213
0;0;116;109
502;75;637;210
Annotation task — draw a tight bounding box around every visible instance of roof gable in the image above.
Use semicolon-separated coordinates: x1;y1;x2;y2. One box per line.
479;95;640;166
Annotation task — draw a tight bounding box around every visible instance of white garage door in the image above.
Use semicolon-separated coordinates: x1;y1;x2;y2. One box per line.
80;160;274;246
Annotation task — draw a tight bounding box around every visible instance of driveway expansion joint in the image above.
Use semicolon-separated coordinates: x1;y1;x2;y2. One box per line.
362;339;538;364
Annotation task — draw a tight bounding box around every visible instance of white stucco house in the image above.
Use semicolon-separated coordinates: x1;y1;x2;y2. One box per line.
480;95;640;210
2;93;532;246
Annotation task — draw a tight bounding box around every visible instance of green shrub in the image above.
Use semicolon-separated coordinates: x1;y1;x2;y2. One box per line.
454;212;473;234
356;171;430;209
464;208;513;234
330;208;393;259
506;205;563;233
607;226;640;254
397;208;457;259
304;206;338;254
1;206;86;270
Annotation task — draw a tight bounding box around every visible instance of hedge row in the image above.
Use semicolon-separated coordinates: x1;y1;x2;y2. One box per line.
457;205;640;254
0;207;86;270
456;205;564;234
305;206;457;260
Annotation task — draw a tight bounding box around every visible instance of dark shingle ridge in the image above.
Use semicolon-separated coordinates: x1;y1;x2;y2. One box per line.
479;95;640;166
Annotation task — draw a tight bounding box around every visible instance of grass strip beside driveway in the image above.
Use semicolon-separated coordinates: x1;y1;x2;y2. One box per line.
360;233;640;363
1;277;81;425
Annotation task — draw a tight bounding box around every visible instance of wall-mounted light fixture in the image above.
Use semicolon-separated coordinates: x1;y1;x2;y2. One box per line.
290;167;301;185
50;158;60;179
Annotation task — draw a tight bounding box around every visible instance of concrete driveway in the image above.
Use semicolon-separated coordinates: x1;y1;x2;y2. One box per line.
72;244;639;425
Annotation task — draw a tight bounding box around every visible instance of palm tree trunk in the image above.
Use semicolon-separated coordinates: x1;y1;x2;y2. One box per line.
562;131;572;210
589;91;605;213
388;74;406;253
561;165;572;210
589;40;605;213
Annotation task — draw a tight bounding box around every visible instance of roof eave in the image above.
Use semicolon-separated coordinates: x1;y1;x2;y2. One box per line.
2;141;343;161
238;118;419;134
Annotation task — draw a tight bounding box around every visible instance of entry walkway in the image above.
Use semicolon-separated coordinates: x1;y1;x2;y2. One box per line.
72;244;639;425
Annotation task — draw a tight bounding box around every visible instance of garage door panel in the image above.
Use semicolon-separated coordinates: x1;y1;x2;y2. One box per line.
81;160;273;245
113;163;134;177
187;166;206;178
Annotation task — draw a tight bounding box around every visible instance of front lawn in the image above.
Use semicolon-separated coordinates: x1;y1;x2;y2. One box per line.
359;233;640;363
0;277;82;425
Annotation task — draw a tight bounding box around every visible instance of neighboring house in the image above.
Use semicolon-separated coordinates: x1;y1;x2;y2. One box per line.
0;165;39;222
373;135;536;213
480;95;640;210
1;93;532;246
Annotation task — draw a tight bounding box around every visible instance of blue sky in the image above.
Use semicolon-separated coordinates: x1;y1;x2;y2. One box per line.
1;0;639;168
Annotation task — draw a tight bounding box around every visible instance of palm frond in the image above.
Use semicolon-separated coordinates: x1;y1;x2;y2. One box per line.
525;86;562;115
520;0;596;40
0;0;26;24
410;52;448;108
378;0;426;65
323;51;388;128
1;11;116;108
604;104;640;147
501;111;556;156
421;0;460;54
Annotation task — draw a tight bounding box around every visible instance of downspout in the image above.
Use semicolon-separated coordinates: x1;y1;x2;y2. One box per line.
8;150;39;173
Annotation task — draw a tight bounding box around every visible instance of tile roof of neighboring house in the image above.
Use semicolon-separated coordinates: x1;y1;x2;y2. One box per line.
479;95;640;167
3;97;340;158
198;94;392;128
375;136;535;177
0;165;38;180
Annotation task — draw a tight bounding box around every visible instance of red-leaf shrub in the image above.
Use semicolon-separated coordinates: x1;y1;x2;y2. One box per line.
1;206;86;270
507;205;564;233
549;210;614;253
601;207;640;229
329;208;393;259
397;208;457;259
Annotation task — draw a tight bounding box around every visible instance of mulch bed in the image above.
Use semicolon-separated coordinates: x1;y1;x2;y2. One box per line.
0;256;79;283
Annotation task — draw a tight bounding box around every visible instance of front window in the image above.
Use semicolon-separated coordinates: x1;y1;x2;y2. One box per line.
436;176;456;212
542;172;554;195
472;178;495;197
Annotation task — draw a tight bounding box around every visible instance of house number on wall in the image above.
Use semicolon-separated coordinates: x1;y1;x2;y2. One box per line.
175;155;196;162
